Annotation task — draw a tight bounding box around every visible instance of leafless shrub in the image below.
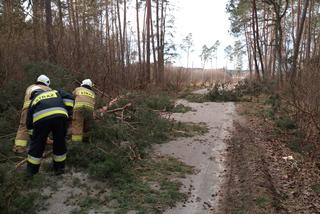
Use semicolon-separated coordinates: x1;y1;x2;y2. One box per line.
286;56;320;156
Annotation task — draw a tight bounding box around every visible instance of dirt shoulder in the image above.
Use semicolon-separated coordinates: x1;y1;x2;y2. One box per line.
219;101;320;214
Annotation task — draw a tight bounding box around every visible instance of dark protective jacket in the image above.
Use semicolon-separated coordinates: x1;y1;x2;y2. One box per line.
26;90;74;131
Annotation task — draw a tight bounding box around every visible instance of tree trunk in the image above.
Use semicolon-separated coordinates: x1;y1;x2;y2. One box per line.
291;0;310;79
245;30;253;79
146;0;151;83
251;7;260;80
306;0;313;59
158;0;167;85
150;5;158;84
45;0;56;63
33;0;40;61
136;0;143;87
116;0;125;82
253;0;265;78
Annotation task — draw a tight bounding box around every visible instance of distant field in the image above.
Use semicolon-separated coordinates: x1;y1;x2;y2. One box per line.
164;66;249;88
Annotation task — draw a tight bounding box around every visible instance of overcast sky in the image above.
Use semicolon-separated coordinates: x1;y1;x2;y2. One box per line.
173;0;236;69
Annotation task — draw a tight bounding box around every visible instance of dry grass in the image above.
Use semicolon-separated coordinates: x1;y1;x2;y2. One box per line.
164;66;233;90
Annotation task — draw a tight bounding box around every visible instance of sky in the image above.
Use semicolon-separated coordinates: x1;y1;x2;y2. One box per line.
173;0;236;69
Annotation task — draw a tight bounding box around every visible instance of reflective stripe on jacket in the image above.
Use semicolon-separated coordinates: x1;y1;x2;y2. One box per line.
32;107;68;123
73;87;96;110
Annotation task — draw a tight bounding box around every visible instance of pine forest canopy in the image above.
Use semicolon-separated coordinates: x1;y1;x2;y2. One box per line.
0;0;177;90
226;0;320;83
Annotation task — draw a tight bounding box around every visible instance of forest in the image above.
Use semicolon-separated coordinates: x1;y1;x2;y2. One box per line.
0;0;176;91
0;0;320;213
227;0;320;148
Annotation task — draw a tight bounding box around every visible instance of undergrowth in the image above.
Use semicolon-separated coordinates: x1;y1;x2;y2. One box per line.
107;157;193;213
180;93;207;103
66;93;203;212
232;79;309;155
206;83;240;102
67;92;204;176
180;79;276;103
264;94;309;154
206;80;276;102
171;104;193;113
0;72;206;213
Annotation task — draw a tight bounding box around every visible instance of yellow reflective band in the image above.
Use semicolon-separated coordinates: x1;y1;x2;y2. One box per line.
32;91;58;106
33;110;68;123
74;102;94;110
77;88;95;99
27;155;41;165
72;135;83;142
64;101;74;107
15;139;28;147
28;129;33;135
23;100;31;109
53;154;66;162
63;99;74;107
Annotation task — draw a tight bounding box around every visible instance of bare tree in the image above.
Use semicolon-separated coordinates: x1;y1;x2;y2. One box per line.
45;0;56;63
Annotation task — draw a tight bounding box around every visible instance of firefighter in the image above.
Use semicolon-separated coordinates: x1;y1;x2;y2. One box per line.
26;89;74;175
13;75;51;153
71;79;96;142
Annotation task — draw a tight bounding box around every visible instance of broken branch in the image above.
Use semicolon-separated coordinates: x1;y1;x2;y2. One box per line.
14;151;53;170
106;103;132;114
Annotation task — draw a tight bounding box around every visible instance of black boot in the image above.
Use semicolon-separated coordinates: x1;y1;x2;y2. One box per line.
53;161;65;176
26;162;40;176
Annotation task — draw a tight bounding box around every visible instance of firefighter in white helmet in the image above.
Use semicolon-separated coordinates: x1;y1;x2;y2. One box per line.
71;79;96;142
26;88;74;175
13;75;51;153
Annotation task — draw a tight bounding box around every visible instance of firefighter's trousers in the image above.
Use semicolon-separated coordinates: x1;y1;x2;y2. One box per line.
27;117;67;175
71;110;92;142
71;110;84;142
15;108;29;147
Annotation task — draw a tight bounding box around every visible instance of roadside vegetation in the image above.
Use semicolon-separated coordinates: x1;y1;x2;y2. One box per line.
219;76;320;213
180;79;273;103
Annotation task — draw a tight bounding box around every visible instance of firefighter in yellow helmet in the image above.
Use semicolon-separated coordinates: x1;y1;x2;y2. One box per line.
13;75;51;153
71;79;96;142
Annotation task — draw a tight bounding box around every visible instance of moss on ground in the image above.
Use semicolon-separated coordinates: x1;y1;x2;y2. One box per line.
181;93;207;103
171;104;193;113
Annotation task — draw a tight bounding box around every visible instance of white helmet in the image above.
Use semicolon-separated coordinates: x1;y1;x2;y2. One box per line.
81;79;93;88
36;74;50;86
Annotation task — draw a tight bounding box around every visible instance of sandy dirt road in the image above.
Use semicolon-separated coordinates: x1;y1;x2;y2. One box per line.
154;96;236;214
